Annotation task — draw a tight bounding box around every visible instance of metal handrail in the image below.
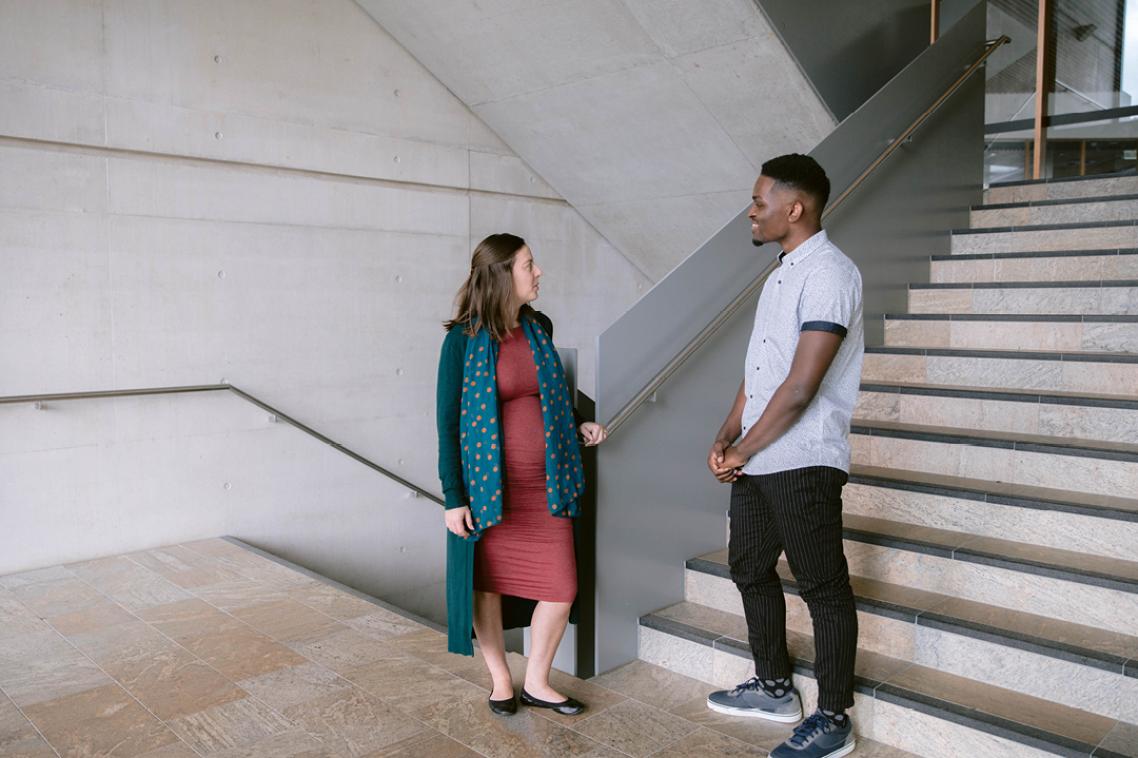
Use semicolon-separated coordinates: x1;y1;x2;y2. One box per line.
0;384;445;506
604;34;1011;436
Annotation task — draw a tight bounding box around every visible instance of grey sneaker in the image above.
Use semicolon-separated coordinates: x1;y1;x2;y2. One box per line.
706;676;803;723
770;710;856;758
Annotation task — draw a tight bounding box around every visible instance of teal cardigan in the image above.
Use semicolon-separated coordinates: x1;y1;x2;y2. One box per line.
435;309;579;654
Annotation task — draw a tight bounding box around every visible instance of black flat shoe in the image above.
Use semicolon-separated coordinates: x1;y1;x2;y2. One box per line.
488;695;517;715
519;688;585;716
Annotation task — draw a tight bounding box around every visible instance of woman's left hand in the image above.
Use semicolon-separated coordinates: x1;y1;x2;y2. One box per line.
578;422;609;447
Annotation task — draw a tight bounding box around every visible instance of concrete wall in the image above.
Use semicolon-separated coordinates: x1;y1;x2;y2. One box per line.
0;391;450;618
357;0;837;281
759;0;935;122
0;0;649;621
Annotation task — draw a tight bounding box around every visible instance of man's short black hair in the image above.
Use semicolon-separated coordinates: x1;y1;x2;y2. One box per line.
760;153;830;212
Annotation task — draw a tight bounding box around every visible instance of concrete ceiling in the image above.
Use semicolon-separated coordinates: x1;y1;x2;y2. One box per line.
355;0;835;282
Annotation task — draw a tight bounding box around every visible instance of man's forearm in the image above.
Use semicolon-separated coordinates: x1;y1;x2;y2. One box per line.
734;379;813;458
715;381;747;444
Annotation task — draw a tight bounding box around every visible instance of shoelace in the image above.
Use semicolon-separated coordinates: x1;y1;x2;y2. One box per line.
729;676;765;695
788;712;833;747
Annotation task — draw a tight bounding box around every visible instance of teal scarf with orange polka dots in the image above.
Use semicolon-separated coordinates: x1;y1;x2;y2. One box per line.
459;313;584;539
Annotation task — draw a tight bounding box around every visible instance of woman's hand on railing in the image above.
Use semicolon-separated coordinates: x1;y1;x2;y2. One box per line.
445;506;475;538
578;422;608;447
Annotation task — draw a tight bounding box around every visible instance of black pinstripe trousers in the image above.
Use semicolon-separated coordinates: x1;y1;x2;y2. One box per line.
727;466;858;711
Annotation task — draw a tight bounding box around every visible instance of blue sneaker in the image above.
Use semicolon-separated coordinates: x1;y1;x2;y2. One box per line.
706;676;803;723
770;710;856;758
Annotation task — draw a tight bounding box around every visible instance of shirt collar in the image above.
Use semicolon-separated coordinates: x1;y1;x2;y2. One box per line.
778;229;828;265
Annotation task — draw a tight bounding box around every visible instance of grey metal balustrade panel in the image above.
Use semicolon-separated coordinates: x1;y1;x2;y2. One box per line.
594;2;987;674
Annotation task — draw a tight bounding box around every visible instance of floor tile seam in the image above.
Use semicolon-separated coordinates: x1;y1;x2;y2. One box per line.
1092;718;1125;756
558;713;648;758
178;540;337;596
173;546;326;600
215;536;446;633
17;555;528;752
60;561;324;740
32;610;202;751
559;693;701;758
367;680;484;754
120;549;203;578
178;564;364;637
640;721;725;757
0;683;62;758
868;658;919;700
117;551;208;596
268;633;450;735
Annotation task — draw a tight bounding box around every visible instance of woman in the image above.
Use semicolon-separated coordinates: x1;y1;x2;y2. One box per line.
436;233;608;717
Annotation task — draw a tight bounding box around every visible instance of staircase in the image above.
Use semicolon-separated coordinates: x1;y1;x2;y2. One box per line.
635;174;1138;757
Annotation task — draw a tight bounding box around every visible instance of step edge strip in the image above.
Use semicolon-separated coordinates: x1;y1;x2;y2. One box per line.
912;280;1138;289
989;171;1138;188
858;382;1138;410
884;313;1138;322
846;472;1138;523
865;346;1138;363
849;423;1138;462
932;247;1138;260
974;193;1138;210
952;219;1138;235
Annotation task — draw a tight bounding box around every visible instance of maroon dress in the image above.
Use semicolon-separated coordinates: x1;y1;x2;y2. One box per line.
473;326;576;602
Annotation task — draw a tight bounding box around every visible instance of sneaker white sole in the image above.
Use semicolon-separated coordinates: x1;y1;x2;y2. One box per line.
767;738;857;758
706;698;803;723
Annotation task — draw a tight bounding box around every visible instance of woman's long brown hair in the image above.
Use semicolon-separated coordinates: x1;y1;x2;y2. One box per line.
444;233;530;341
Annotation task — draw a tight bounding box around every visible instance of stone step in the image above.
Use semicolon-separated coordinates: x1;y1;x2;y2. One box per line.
590;660;917;758
856;381;1138;445
950;221;1138;255
883;314;1138;352
864;345;1138;396
850;418;1138;500
909;280;1138;315
929;250;1138;284
841;513;1138;637
971;194;1138;229
844;464;1138;563
638;599;1136;757
683;554;1138;723
985;173;1138;204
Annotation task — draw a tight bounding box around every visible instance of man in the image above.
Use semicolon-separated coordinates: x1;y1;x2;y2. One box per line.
706;154;863;758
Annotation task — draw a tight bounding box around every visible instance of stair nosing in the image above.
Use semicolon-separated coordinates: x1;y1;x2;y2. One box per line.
865;345;1138;363
974;192;1138;211
838;527;1138;594
849;419;1138;463
988;170;1138;188
690;514;1138;594
681;559;1137;675
932;247;1138;261
952;218;1138;235
639;604;1109;757
884;313;1138;323
847;464;1138;523
911;279;1138;289
859;380;1138;411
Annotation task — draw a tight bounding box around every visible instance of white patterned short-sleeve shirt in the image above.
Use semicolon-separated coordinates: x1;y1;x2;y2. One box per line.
740;229;864;476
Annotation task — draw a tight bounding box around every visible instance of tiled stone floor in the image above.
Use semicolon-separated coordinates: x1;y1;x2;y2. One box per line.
0;539;912;757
